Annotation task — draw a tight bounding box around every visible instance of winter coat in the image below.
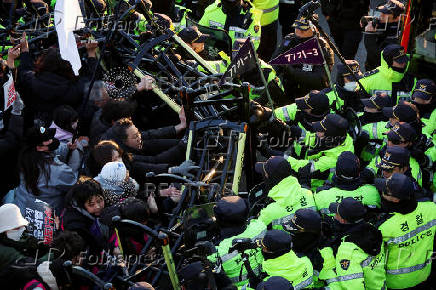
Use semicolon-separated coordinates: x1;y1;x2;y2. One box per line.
14;154;80;216
94;175;139;206
18;52;96;123
0;115;24;197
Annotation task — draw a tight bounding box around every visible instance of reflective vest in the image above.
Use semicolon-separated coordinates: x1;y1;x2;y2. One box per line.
318;247;340;289
274;103;298;124
326;87;345;112
199;1;262;49
422;109;436;138
378;201;436;289
208;219;266;287
359;55;416;105
360;122;389;162
262;251;314;289
287;134;355;190
315;184;381;215
326;241;386;290
252;0;279;26
257;175;316;230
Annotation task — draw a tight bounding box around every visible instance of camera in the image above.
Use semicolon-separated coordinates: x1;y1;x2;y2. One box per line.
360;16;381;30
229;238;259;253
298;0;321;19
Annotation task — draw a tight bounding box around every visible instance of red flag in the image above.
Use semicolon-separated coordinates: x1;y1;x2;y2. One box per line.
401;0;412;52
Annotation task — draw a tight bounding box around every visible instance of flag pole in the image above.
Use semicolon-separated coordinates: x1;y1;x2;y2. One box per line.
309;21;340;110
249;38;276;117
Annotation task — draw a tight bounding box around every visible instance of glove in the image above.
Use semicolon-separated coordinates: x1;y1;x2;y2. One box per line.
249;101;272;125
289;125;302;139
169;160;200;179
11;93;24;116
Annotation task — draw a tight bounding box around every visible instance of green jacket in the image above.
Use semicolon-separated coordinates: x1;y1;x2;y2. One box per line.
262;251;314;289
326;87;345;112
199;1;262;49
208;219;266;286
287;134;355;189
315;184;381;215
257;175;316;230
378;201;436;289
359;122;389;162
252;0;279;26
0;234;49;269
324;241;386;290
422;109;436;138
359;54;416;105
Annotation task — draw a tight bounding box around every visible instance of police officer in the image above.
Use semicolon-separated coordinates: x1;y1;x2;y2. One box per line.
359;105;420;163
179;260;234;289
359;44;417;105
253;0;279;61
259;230;314;289
286;114;354;190
208;196;265;287
325;60;364;113
253;156;316;230
359;92;392;126
315;151;381;215
322;219;386;289
362;0;405;70
282;208;322;256
410;79;436;137
366;122;416;169
325;197;368;252
375;173;436;289
199;0;262;49
375;146;422;186
273;16;334;100
274;90;330;131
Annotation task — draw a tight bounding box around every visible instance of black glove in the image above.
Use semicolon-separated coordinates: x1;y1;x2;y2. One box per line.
297;163;312;189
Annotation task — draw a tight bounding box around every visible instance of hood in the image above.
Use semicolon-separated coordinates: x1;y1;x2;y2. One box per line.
49;122;73;142
379;53;409;83
267;175;306;207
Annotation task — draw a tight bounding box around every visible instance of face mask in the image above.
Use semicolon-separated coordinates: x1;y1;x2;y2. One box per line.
391;66;406;73
222;1;240;14
71;121;78;131
47;138;60;151
343;82;358;92
6;226;25;241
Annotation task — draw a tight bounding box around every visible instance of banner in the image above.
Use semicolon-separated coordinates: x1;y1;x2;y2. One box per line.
24;199;56;245
3;72;17;111
219;38;257;85
269;37;324;65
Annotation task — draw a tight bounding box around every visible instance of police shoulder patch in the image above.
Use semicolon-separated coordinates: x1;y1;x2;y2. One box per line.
340;259;350;270
254;25;260;33
363;69;379;78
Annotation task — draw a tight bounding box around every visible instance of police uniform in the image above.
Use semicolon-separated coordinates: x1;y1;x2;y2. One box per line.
273;17;334;100
274;90;330;131
286;114;354;190
259;230;314;289
208;196;265;287
375;174;436;289
359;92;392;126
315;151;381;215
359;44;417;105
360;104;420;163
199;0;262;49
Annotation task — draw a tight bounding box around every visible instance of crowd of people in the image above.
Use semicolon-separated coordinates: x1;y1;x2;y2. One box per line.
0;0;435;289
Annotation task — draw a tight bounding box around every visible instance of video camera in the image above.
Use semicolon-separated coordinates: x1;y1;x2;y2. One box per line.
298;0;321;19
360;16;381;30
229;238;259;253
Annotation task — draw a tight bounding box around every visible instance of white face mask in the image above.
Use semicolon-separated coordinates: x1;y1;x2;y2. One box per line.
6;226;25;241
343;81;358;92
